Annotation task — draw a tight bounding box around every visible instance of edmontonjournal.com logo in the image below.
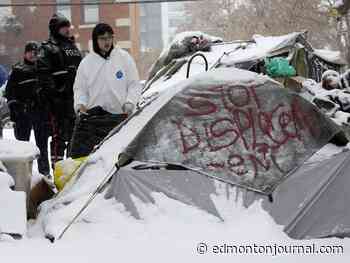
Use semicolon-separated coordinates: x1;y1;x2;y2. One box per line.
196;242;345;256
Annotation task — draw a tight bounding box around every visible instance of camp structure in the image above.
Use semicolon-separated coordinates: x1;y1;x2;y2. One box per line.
37;67;345;240
144;31;346;97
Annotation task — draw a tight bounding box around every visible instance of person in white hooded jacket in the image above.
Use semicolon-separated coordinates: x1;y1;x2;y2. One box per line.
69;23;141;158
73;23;140;116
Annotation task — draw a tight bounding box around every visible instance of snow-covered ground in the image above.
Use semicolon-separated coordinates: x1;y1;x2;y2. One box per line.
1;128;350;262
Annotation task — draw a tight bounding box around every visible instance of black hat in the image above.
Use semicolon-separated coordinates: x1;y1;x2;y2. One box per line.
24;41;39;53
92;23;114;57
49;13;71;36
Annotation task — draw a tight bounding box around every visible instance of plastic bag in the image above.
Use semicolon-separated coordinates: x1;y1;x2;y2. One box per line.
54;157;87;191
265;57;296;78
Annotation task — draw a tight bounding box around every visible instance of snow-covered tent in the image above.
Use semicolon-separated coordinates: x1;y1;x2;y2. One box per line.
37;68;342;240
33;32;348;242
145;31;346;96
144;31;349;142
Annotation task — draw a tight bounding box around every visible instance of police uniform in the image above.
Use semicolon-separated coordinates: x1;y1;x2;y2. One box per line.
5;42;50;175
38;14;82;166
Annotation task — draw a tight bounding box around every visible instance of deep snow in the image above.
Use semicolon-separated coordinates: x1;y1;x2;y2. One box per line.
1;126;350;263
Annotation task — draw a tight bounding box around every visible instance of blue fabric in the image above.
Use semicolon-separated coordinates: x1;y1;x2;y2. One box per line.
0;65;8;87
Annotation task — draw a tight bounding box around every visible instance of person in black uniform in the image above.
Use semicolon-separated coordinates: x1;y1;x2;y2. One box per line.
5;41;50;176
37;14;82;167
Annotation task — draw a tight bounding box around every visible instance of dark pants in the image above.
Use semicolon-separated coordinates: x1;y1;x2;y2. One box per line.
69;106;127;159
48;97;75;168
49;114;75;168
14;110;50;175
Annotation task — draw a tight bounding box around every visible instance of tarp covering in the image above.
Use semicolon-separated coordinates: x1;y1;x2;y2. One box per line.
125;68;339;194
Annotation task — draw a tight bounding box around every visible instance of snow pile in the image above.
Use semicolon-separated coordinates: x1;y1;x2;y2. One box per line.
159;31;223;60
211;32;301;66
0;139;39;161
0;160;26;238
146;31;223;89
0;172;14;189
6;183;348;262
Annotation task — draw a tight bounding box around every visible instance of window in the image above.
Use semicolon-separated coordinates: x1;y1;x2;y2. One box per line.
139;5;146;16
83;0;99;24
56;0;71;21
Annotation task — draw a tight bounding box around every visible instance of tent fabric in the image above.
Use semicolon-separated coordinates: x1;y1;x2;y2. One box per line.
124;68;340;194
290;48;309;78
104;163;222;220
263;149;350;239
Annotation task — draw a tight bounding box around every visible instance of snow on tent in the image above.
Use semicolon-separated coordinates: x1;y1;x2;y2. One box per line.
145;31;346;97
37;67;341;240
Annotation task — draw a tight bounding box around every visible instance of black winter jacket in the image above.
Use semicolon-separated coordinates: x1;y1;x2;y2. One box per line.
38;36;82;100
5;60;41;108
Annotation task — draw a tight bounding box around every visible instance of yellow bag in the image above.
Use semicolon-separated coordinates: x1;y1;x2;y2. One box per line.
54;157;87;191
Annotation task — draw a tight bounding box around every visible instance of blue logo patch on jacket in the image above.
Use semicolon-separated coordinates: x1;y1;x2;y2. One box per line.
116;70;124;80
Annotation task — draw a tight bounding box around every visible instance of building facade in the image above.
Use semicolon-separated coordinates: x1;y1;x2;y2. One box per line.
139;3;163;52
0;0;140;69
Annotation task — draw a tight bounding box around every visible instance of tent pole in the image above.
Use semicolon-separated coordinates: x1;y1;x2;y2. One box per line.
48;161;120;242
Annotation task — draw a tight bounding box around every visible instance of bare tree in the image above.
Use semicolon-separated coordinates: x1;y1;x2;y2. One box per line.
332;0;350;64
182;0;339;49
136;49;162;80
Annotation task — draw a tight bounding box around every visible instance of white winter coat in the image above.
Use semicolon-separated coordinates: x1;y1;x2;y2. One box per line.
73;47;141;114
